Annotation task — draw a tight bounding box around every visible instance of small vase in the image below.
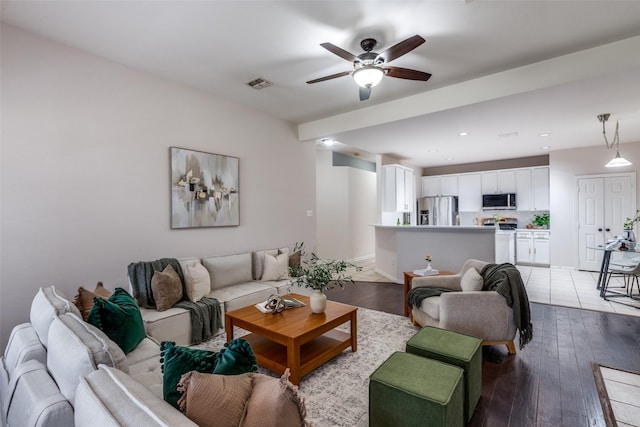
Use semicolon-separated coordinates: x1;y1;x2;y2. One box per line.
426;262;432;271
310;290;327;314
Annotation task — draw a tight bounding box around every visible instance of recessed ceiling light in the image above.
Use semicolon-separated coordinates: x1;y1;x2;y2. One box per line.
428;148;438;153
321;138;336;146
458;131;469;136
498;131;519;139
540;146;551;150
539;132;551;137
445;157;454;161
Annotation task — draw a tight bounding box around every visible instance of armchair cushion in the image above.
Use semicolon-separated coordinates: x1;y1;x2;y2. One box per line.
460;268;483;291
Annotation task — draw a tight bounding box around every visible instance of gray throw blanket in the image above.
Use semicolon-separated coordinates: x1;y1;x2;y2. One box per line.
407;287;455;311
174;297;222;345
127;258;222;344
480;263;533;350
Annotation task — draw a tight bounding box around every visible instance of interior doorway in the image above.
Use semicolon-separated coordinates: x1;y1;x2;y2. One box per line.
578;173;636;271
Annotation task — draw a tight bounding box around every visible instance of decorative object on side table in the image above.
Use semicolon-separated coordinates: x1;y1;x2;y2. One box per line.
288;243;361;314
623;209;640;246
425;254;433;271
413;254;439;276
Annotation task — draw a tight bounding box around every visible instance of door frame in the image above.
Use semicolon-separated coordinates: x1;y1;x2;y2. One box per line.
575;172;636;271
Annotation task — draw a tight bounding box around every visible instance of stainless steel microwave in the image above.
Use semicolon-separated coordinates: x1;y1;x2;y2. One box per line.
482;193;516;210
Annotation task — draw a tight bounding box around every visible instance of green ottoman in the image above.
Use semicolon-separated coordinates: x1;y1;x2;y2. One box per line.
369;351;464;427
406;326;482;422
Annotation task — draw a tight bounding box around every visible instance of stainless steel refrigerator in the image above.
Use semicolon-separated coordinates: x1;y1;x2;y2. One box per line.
417;196;459;225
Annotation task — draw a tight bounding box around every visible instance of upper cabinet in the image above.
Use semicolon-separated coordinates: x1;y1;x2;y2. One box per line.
458;173;482;211
383;164;414;212
531;167;550;211
422;175;458;197
481;170;516;193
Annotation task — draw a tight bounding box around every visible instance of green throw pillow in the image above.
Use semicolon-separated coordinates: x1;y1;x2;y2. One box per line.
213;338;258;375
160;338;258;409
87;287;145;354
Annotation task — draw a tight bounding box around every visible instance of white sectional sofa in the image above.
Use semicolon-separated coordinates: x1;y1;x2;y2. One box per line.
137;247;310;346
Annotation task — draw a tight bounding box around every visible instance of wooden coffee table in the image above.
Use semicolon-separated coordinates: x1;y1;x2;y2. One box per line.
403;271;455;317
225;293;357;385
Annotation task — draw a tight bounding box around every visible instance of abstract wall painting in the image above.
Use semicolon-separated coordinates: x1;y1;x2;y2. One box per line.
170;147;239;228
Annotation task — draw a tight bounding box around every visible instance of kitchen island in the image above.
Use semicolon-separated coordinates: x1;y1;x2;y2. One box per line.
374;225;496;283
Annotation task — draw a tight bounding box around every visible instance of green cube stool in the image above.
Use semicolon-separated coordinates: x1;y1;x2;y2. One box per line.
406;326;482;422
369;351;464;427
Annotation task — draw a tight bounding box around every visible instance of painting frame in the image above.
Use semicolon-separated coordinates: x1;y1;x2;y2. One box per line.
170;147;239;228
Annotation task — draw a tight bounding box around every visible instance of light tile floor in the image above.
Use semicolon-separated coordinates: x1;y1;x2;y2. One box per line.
351;257;640;317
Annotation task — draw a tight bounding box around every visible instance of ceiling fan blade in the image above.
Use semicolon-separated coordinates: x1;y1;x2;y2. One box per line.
384;66;432;81
320;42;358;62
306;71;351;84
378;35;426;63
359;86;371;101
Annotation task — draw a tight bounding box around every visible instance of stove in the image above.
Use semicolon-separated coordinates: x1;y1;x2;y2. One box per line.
482;217;518;230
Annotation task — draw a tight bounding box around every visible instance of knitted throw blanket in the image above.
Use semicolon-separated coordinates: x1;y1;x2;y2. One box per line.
480;263;534;350
406;287;455;310
127;258;222;344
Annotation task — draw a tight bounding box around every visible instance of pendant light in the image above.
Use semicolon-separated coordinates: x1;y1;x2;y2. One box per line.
598;114;631;168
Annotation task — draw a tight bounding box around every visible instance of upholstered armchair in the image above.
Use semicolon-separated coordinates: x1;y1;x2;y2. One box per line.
410;259;517;354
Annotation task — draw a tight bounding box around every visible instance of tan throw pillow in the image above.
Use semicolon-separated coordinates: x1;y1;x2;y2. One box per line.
177;371;253;427
73;282;113;321
460;267;483;291
261;252;289;281
151;265;183;311
184;263;210;302
243;370;307;427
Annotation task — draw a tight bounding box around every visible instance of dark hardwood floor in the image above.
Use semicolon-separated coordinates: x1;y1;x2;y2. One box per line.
325;281;640;427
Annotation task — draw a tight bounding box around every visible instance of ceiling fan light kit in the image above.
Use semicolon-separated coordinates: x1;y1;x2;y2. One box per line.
307;34;430;101
352;66;384;88
598;113;631;167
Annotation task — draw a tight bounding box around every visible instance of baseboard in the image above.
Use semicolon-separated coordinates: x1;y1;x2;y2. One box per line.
349;254;375;263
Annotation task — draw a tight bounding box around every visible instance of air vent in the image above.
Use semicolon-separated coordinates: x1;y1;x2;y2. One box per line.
246;77;273;90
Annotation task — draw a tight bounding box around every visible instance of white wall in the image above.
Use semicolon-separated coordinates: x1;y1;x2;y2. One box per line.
0;25;317;348
316;151;376;260
550;141;640;268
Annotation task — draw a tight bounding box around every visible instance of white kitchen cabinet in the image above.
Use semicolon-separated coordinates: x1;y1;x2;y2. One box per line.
383;164;414;212
532;167;550;210
495;231;515;264
515;169;533;211
422;176;440;197
482;171;516;194
516;230;550;265
481;172;498;194
458;173;482;211
441;175;459;196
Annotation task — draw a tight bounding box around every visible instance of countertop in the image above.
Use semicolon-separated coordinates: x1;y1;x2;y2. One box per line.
373;224;494;232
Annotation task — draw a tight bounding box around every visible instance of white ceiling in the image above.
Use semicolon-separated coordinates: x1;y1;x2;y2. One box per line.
3;0;640;168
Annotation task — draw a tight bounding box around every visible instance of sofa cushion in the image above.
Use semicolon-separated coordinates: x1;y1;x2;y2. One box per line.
183;262;210;303
88;287;146;354
30;286;81;348
460;267;483;292
140;306;193;347
73;282;114;320
75;365;197;427
4;360;74;427
177;371;253;427
151;265;184;311
253;248;280;280
203;252;253;289
243;370;308;427
47;313;127;404
1;323;46;377
261;252;290;281
208;282;275;312
418;296;441;321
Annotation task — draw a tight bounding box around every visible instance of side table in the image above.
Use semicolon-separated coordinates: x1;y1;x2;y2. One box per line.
403;271;455;317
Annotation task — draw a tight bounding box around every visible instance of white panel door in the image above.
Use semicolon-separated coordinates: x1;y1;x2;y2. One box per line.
603;175;632;236
578;178;605;271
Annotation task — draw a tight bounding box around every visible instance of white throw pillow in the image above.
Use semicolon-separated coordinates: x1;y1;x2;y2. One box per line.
460;267;483;291
184;263;211;302
261;253;290;281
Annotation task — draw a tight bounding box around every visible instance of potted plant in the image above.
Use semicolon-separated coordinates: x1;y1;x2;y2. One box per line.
289;245;361;313
623;209;640;243
532;213;550;229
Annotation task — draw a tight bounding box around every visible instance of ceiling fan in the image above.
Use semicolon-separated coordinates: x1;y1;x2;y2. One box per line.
307;35;432;101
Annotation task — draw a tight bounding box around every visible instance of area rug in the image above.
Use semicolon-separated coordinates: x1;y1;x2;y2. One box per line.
592;362;640;427
196;307;419;426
